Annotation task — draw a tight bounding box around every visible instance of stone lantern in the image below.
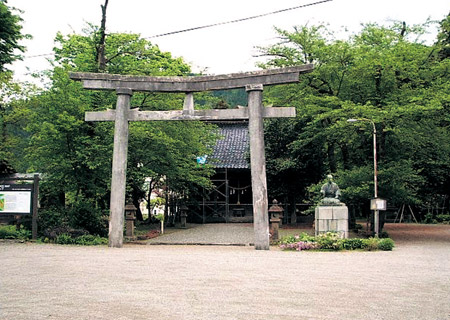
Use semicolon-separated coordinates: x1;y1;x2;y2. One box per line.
269;199;284;219
268;200;284;241
124;203;137;238
179;205;188;229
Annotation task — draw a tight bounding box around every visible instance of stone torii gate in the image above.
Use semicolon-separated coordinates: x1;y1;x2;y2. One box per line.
70;65;313;250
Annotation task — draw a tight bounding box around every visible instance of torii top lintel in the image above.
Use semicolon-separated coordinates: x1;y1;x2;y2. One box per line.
69;65;313;93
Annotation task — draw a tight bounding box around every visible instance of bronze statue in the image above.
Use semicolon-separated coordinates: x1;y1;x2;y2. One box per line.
320;174;344;206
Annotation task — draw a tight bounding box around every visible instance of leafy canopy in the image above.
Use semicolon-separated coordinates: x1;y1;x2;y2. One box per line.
3;24;217;232
258;20;450;214
0;2;29;71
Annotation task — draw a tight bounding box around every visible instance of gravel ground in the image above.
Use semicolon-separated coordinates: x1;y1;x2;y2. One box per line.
0;224;449;320
146;223;255;245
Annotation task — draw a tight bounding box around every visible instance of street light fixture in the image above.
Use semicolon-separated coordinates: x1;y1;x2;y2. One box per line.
347;118;380;237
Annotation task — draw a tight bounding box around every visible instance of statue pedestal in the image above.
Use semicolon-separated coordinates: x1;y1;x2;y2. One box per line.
315;206;349;238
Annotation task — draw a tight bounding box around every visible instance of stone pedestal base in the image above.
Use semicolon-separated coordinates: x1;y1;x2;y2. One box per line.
125;219;135;238
180;213;187;229
315;206;349;238
270;218;280;242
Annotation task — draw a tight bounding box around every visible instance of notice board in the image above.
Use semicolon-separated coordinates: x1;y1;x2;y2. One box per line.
0;184;33;215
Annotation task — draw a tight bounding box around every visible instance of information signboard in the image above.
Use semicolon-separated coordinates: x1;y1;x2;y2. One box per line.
370;198;387;211
0;184;33;214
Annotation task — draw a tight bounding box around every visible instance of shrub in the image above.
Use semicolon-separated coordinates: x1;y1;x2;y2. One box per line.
38;207;68;233
339;238;364;250
0;225;31;240
39;203;108;238
362;238;379;251
423;213;450;224
41;225;88;241
436;214;450;224
69;202;108;237
280;233;315;244
279;235;297;244
423;213;434;224
279;233;395;252
279;233;318;251
280;241;319;251
16;226;31;240
73;234;108;245
316;232;342;250
0;225;19;239
377;238;395;251
54;233;107;245
379;231;390;238
55;233;74;245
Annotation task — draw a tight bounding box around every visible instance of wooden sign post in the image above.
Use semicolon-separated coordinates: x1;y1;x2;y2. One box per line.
70;65;313;249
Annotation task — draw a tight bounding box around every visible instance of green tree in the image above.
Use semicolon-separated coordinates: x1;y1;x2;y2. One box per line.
0;2;30;172
258;21;450;224
436;12;450;60
0;1;29;71
8;25;215;233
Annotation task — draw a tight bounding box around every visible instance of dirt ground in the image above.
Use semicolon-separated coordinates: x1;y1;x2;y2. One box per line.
0;223;449;320
384;223;450;243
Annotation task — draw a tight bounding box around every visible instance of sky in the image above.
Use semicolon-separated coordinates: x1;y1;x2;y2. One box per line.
7;0;450;83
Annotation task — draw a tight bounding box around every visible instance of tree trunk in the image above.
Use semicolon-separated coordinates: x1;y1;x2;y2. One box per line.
164;184;169;224
146;179;153;223
133;197;143;222
288;194;297;224
130;183;144;221
97;0;109;72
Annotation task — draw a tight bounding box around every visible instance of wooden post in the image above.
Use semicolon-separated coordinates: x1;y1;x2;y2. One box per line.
246;84;269;250
109;88;132;248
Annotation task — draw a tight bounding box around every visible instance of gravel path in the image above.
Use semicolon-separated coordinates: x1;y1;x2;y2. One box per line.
0;224;449;320
146;223;255;245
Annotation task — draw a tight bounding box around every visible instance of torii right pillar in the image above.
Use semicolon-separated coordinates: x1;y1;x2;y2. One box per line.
247;84;270;250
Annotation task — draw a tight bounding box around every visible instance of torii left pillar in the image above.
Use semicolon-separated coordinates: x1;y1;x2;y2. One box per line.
247;84;269;250
109;88;132;247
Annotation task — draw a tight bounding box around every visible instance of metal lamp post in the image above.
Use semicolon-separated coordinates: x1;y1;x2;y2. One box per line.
347;118;380;237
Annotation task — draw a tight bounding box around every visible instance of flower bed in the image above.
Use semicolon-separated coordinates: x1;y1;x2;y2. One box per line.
279;232;394;251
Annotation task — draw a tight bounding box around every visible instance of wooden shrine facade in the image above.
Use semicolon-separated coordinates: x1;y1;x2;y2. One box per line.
188;122;253;224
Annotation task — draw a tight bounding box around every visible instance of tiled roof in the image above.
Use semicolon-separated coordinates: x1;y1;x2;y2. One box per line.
211;122;249;169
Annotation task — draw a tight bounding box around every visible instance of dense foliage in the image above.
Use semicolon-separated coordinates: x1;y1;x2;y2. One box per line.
1;25;217;235
0;224;31;240
259;16;450;224
0;1;29;71
49;233;108;246
2;8;450;237
0;1;30;172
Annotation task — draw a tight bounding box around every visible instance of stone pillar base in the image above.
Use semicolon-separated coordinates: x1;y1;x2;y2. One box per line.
315;206;349;238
